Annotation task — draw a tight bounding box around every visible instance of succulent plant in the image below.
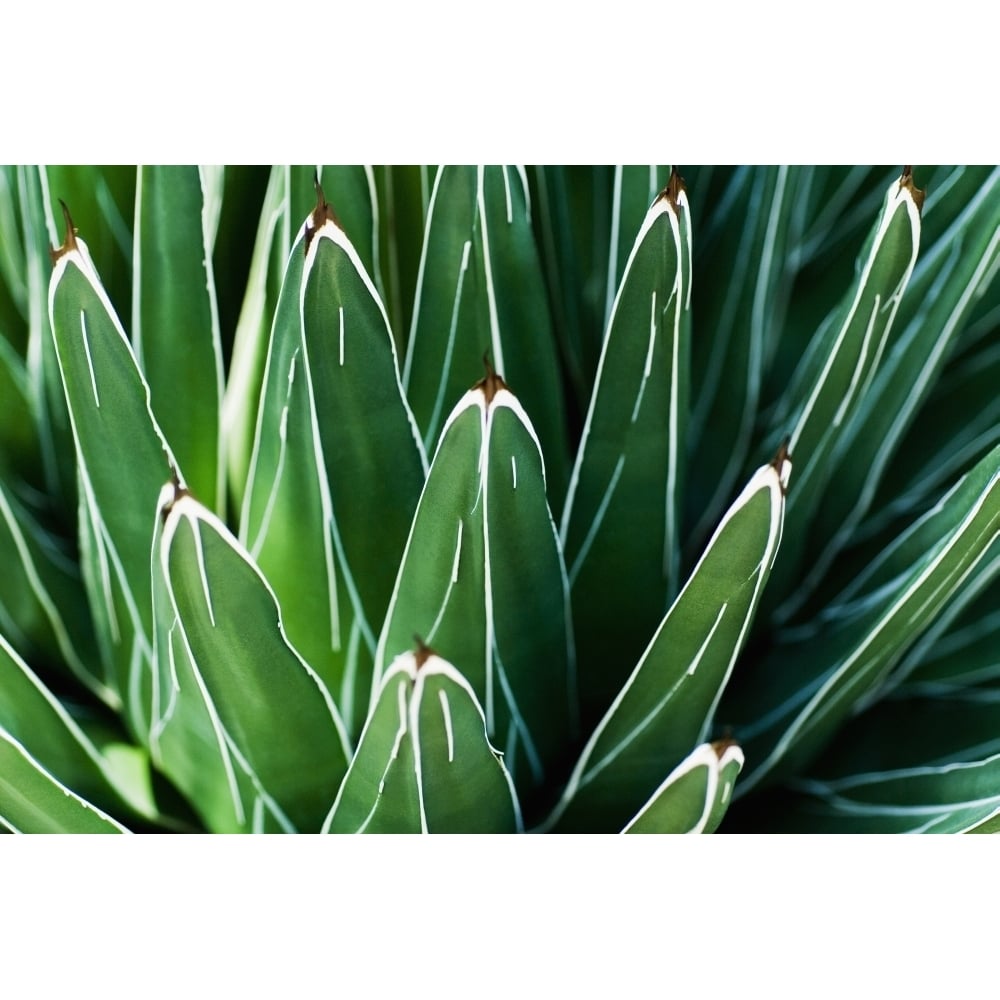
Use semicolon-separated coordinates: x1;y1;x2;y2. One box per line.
0;164;998;833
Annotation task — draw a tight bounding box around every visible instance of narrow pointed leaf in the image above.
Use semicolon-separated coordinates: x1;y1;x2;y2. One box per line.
49;228;178;718
603;166;672;325
687;166;803;549
162;488;350;832
325;651;521;834
790;168;1000;616
223;166;292;503
376;373;575;794
729;442;1000;793
241;204;425;737
560;177;692;726
403;166;569;500
764;171;922;611
623;742;744;834
0;728;129;833
544;453;787;833
133;166;225;512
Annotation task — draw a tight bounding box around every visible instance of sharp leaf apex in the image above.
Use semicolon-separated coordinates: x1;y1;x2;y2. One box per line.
49;198;79;265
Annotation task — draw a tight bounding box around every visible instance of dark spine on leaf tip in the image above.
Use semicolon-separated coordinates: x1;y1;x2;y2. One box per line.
49;199;79;265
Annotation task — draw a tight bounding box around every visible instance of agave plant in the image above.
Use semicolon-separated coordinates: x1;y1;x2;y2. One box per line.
0;164;998;834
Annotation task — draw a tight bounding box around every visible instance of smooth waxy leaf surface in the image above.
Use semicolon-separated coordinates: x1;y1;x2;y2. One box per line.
161;489;350;832
787;167;1000;618
560;178;692;726
325;651;521;833
49;231;178;720
764;171;922;610
623;742;744;834
0;728;129;833
403;166;569;500
544;454;787;833
241;206;425;738
376;374;575;795
133;166;225;512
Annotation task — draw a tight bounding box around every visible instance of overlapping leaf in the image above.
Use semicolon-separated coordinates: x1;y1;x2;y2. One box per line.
158;486;350;832
133;166;225;513
376;370;575;796
623;741;744;834
325;650;521;833
560;174;692;726
544;452;787;832
240;194;426;738
403;166;569;500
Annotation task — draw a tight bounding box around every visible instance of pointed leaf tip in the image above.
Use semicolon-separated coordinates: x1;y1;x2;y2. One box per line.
49;199;78;265
304;173;342;253
771;438;792;495
899;167;926;212
657;167;687;209
475;352;508;403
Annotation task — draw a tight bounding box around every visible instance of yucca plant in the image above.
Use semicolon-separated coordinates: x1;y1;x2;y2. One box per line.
0;164;998;833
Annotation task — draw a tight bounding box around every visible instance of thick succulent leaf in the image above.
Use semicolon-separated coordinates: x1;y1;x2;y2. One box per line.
763;171;922;609
604;166;672;325
560;176;692;726
403;166;569;502
0;166;27;330
788;167;1000;617
623;742;744;834
133;166;225;512
324;651;521;833
162;487;350;832
48;229;178;718
544;453;787;833
729;442;1000;794
376;374;575;794
0;633;148;821
0;481;110;704
687;166;803;551
0;728;129;833
240;204;425;738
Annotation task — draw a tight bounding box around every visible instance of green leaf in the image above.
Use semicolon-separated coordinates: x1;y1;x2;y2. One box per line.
0;726;129;833
325;649;521;833
376;370;576;795
686;166;804;553
240;200;426;738
48;224;177;720
0;633;147;821
603;166;672;326
18;165;76;508
560;176;692;726
623;741;744;834
786;167;1000;619
161;486;350;832
0;336;39;483
729;441;1000;793
223;166;293;505
544;452;788;833
0;480;110;704
763;171;923;611
133;166;225;513
403;166;570;502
